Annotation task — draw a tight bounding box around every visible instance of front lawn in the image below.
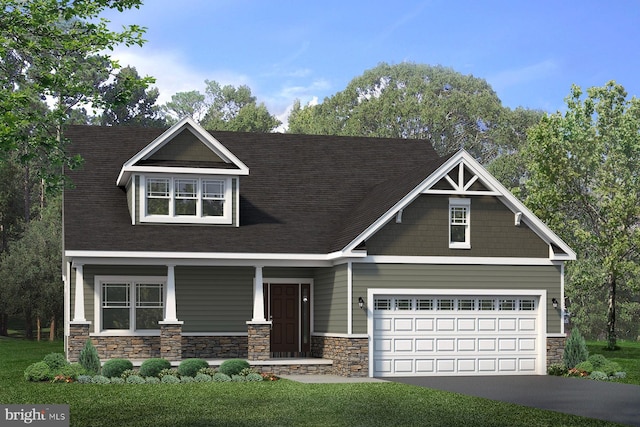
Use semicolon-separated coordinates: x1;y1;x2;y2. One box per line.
587;340;640;385
0;337;626;427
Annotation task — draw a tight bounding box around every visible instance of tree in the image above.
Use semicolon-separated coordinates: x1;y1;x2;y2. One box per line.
0;0;147;185
288;62;512;163
163;80;281;132
524;82;640;349
0;196;62;340
100;66;165;127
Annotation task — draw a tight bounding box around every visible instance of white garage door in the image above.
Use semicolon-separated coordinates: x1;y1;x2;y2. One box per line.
373;294;541;377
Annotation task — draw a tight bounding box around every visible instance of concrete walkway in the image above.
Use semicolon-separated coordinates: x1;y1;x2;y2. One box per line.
390;375;640;427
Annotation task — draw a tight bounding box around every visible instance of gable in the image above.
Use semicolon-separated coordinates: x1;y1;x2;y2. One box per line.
145;129;226;164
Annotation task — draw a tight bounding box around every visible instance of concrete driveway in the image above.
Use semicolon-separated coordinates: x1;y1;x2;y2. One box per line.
388;375;640;426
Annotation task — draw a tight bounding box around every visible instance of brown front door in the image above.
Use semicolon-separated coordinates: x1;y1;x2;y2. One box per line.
270;284;299;353
266;283;311;355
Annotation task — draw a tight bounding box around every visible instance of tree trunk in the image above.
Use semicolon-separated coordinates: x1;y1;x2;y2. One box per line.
0;312;7;336
49;316;55;341
24;308;33;340
606;272;617;350
36;316;41;342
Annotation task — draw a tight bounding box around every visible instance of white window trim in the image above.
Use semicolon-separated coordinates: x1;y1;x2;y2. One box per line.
449;197;471;249
94;275;167;335
139;175;232;224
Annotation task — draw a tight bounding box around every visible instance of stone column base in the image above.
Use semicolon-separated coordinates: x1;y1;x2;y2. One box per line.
67;322;91;362
247;321;271;360
159;321;184;361
547;336;566;366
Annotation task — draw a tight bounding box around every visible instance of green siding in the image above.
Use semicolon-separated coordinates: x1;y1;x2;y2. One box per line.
263;267;315;278
175;266;254;333
313;265;348;334
351;263;562;335
149;130;225;163
366;195;549;258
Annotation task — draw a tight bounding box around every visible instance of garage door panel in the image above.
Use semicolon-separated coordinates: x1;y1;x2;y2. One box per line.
373;294;541;377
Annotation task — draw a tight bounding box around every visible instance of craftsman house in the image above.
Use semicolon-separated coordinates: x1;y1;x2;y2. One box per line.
63;117;575;377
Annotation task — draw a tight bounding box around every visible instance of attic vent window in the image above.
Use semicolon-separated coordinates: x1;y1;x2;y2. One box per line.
449;198;471;249
141;175;231;224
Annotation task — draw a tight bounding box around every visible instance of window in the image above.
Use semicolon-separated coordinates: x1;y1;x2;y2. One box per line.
519;299;536;311
142;176;231;224
374;298;391;311
437;298;454;310
99;278;165;332
479;299;495;310
458;299;475;310
499;299;516;310
416;299;433;310
449;198;471;249
395;299;413;310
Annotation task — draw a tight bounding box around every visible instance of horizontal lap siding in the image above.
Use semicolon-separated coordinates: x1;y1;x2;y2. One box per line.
352;264;562;335
175;266;253;333
313;265;348;334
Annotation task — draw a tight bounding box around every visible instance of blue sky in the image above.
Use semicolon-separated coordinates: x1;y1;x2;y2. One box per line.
103;0;640;126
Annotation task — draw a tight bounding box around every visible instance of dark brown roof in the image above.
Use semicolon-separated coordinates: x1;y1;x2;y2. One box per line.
63;126;444;254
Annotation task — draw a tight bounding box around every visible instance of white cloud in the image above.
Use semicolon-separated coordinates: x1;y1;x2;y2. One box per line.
109;47;252;105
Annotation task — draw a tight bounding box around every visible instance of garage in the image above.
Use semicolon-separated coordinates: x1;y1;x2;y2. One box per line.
371;291;545;377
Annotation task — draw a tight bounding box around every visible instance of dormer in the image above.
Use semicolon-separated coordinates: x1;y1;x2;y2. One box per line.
116;117;249;226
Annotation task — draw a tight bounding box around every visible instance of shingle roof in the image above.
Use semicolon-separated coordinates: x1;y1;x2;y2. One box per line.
63;126;444;254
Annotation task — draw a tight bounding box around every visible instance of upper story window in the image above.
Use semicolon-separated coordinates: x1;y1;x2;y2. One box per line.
449;198;470;249
141;175;232;224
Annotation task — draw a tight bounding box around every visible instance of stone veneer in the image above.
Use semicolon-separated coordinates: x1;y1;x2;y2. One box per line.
67;323;91;362
247;323;271;360
160;323;183;361
312;336;368;377
181;336;248;359
546;336;566;366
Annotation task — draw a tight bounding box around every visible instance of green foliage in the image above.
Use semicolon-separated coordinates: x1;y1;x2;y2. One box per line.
91;375;111;384
120;369;138;380
24;361;52;382
180;376;195;384
563;328;589;369
158;368;179;378
575;361;594;373
78;339;101;375
547;363;568;376
246;372;264;382
145;377;160;384
587;354;608;369
139;358;171;378
43;353;68;370
76;375;92;384
525;82;640;347
588;371;609;381
160;375;180;384
219;359;250;376
213;372;231;382
194;373;212;383
125;375;145;384
57;363;86;380
101;359;134;378
178;358;209;377
110;377;125;384
197;367;217;377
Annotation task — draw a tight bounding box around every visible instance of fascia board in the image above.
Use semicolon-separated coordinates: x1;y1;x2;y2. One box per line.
116;117;250;186
342;150;576;260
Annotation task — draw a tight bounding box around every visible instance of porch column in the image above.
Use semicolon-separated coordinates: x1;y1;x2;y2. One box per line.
164;264;178;322
252;266;265;321
73;263;86;322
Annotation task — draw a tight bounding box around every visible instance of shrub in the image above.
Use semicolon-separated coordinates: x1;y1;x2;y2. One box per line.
79;339;101;375
145;377;160;384
159;368;179;378
588;371;608;381
44;353;69;371
121;369;138;380
139;358;171;378
563;328;588;369
77;375;93;384
213;372;231;382
194;373;212;383
57;363;86;380
24;362;52;382
180;376;195;384
547;363;567;376
219;359;250;376
246;372;264;382
601;361;622;376
101;359;134;378
178;358;209;377
239;367;260;377
110;377;125;384
575;361;594;373
161;375;180;384
231;375;246;382
126;375;146;384
91;375;111;384
197;367;217;377
587;354;608;369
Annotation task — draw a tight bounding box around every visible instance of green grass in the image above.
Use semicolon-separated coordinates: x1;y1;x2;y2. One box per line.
0;337;627;427
587;340;640;384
